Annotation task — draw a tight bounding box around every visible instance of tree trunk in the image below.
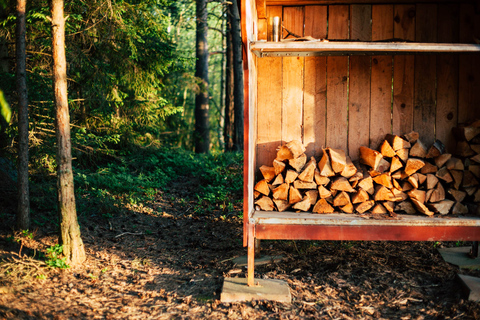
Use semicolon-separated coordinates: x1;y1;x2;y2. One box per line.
194;0;210;153
224;4;234;152
51;0;86;266
231;0;244;151
16;0;29;230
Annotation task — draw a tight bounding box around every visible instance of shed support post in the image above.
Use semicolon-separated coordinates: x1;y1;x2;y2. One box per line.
471;241;479;258
247;222;255;286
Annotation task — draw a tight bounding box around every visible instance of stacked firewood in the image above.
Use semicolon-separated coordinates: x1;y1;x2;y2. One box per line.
254;122;480;216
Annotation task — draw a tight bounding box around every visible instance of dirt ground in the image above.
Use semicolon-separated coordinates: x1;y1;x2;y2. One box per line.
1;178;480;319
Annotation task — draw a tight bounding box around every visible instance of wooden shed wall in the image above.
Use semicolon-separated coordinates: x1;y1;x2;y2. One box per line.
254;2;480;172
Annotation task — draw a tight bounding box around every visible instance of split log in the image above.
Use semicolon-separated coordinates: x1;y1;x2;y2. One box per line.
465;187;477;196
436;167;453;183
314;170;330;185
358;176;374;195
395;201;416;214
272;174;284;186
472;154;480;164
298;157;316;182
450;170;463;190
254;190;261;199
330;177;356;193
359;146;383;170
411;199;434;216
255;196;274;211
318;151;335;177
409;140;427;158
391;188;408;201
341;156;357;178
348;171;363;182
374;185;395;201
452;202;468;214
383;201;395;213
456;141;476;157
390;156;403;173
260;165;276;182
462;170;479;188
355;200;375;214
352;189;370;204
405;158;425;176
473;188;480;202
285;169;299;184
273;159;286;176
373;173;393;188
426;139;446;158
385;134;411;151
426;174;439;189
401;181;414;192
312;198;335;214
428;200;454;215
396;148;410;163
408;189;426;204
446;157;464;171
469;164;480;178
289;153;307;172
392;170;408;180
276;146;294;161
453;125;480;141
376;158;391;173
379;140;396;158
434;153;451;168
448;189;467;202
327;148;347;173
292;198;312;211
368;169;381;178
333;191;351;207
340;202;354;213
371;203;387;214
254;179;270;196
403;131;419;144
294;180;317;190
289;186;302;204
420;162;438;174
407;175;419;189
305;190;319;205
393;179;402;190
273;199;291;212
417;173;426;185
272;183;289;200
471;144;480;154
428;182;445;203
318;185;332;199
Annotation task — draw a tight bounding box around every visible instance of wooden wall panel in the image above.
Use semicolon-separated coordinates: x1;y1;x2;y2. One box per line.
282;6;304;143
436;4;459;152
348;4;371;160
370;5;393;149
256;6;283;167
414;4;437;146
392;4;415;136
458;4;480;123
326;5;349;151
304;5;327;158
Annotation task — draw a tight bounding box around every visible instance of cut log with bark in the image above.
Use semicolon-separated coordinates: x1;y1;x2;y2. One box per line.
359;146;383;170
426;140;446;158
312;198;335;214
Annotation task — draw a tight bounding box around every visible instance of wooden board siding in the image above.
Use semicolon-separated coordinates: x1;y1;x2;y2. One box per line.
253;2;480;173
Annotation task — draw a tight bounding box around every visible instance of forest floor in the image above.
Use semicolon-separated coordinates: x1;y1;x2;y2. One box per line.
1;172;480;319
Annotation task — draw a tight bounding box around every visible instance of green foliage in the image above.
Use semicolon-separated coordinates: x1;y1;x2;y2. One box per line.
44;245;70;269
0;90;11;128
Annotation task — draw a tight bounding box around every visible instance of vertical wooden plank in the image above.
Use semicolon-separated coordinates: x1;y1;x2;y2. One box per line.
458;4;480;123
256;6;283;168
348;4;371;160
393;4;415;136
304;6;327;158
436;4;459;152
326;5;349;151
282;7;304;144
414;4;437;147
370;5;393;150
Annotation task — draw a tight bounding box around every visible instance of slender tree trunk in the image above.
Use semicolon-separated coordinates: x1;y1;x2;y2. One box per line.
16;0;29;230
224;5;235;152
51;0;86;266
194;0;210;153
1;38;10;149
231;0;244;151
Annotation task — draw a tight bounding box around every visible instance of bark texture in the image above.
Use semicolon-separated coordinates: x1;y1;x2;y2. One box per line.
16;0;30;230
194;0;210;153
230;0;244;151
224;3;235;152
51;0;86;265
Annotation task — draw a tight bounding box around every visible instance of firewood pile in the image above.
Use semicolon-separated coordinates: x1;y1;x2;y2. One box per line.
254;121;480;216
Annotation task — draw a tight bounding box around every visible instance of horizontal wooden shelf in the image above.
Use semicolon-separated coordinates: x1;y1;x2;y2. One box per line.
250;41;480;57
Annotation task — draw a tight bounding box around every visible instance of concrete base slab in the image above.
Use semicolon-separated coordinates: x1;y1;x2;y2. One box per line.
438;247;480;269
220;278;291;303
232;255;284;267
458;274;480;301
